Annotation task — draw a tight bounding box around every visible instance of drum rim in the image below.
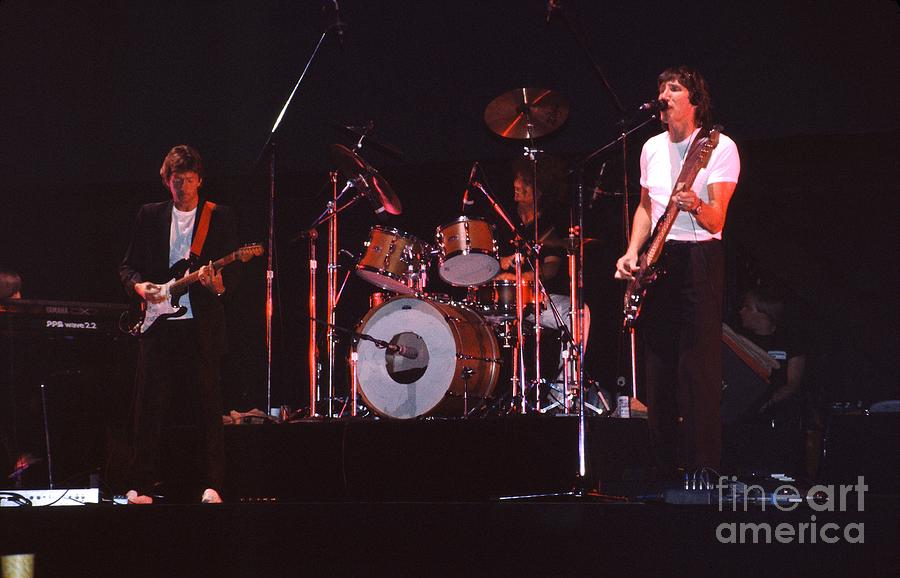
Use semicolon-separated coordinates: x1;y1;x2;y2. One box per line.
368;224;420;240
438;248;499;261
356;268;416;294
356;263;406;281
435;215;496;231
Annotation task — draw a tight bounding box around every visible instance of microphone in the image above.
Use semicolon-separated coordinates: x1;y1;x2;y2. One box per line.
386;342;418;360
639;99;668;112
461;161;478;212
330;0;347;49
589;161;607;208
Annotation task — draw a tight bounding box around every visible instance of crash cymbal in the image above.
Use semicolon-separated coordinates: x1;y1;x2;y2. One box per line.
484;87;569;140
330;144;402;215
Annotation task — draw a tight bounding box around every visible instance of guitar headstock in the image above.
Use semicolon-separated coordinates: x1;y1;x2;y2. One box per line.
237;243;265;262
697;125;722;169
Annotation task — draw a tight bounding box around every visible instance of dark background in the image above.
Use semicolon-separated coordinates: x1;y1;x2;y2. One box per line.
1;1;898;411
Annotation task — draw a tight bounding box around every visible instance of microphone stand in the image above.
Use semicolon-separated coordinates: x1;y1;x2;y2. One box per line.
253;19;340;417
469;180;529;411
498;0;645;500
552;1;660;409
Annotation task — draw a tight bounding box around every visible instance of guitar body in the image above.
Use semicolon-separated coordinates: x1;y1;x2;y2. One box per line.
623;254;664;329
126;244;264;336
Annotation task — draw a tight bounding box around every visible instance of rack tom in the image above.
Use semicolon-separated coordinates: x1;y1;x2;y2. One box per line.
435;216;499;286
356;226;430;294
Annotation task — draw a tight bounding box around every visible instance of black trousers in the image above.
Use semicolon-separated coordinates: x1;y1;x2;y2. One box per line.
130;318;225;493
640;240;724;471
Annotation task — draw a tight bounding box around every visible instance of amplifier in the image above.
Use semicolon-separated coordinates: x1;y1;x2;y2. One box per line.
0;488;99;507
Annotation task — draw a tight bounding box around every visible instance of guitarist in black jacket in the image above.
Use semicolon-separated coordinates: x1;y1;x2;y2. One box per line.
614;67;740;477
119;145;238;504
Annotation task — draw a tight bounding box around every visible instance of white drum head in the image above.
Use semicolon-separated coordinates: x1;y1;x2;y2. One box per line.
439;253;500;287
356;297;461;419
356;269;415;294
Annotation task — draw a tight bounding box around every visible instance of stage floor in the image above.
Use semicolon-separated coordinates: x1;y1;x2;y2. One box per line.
2;496;897;576
3;415;899;575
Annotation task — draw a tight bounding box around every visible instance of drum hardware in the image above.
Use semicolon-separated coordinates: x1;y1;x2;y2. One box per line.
461;366;475;416
333;121;406;161
303;142;404;418
482;62;605;497
466;180;533;411
349;350;359;417
330;143;403;216
484;87;575;414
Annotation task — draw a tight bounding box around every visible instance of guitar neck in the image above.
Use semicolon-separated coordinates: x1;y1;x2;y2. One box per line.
170;251;237;292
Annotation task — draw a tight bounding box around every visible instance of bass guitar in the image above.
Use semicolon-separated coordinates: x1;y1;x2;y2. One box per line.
128;243;263;336
622;126;721;328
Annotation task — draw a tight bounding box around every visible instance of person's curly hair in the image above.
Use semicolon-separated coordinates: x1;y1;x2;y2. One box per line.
510;155;569;208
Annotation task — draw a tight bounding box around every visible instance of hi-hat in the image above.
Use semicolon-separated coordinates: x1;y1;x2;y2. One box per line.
330;144;402;215
484;87;569;140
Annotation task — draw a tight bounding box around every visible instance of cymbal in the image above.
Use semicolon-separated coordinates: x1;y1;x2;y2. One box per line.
330;144;402;215
332;122;405;160
484;87;569;140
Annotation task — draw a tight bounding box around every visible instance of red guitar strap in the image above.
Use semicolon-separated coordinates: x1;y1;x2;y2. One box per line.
190;201;217;259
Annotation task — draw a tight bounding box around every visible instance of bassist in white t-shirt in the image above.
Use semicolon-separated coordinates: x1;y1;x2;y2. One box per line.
615;67;740;479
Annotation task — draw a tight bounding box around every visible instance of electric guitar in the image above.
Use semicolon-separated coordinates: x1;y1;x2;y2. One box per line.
128;243;263;336
622;126;721;328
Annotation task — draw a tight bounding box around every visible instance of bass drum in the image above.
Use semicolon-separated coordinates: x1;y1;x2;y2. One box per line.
355;296;501;419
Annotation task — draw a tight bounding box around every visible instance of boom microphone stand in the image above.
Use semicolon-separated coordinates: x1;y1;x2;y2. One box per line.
254;7;345;415
468;179;529;411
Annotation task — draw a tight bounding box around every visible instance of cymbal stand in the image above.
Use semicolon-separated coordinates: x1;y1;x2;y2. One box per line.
513;248;527;413
500;154;597;501
306;177;366;417
307;229;319;416
519;93;544;411
326;173;339;418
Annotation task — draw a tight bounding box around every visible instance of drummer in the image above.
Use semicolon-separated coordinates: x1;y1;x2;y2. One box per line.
496;156;590;408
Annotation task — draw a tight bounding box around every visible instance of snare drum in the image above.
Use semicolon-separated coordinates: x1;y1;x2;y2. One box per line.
435;216;499;286
356;226;429;294
355;296;501;419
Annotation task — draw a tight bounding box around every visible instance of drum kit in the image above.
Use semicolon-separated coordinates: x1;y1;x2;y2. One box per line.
306;88;598;421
